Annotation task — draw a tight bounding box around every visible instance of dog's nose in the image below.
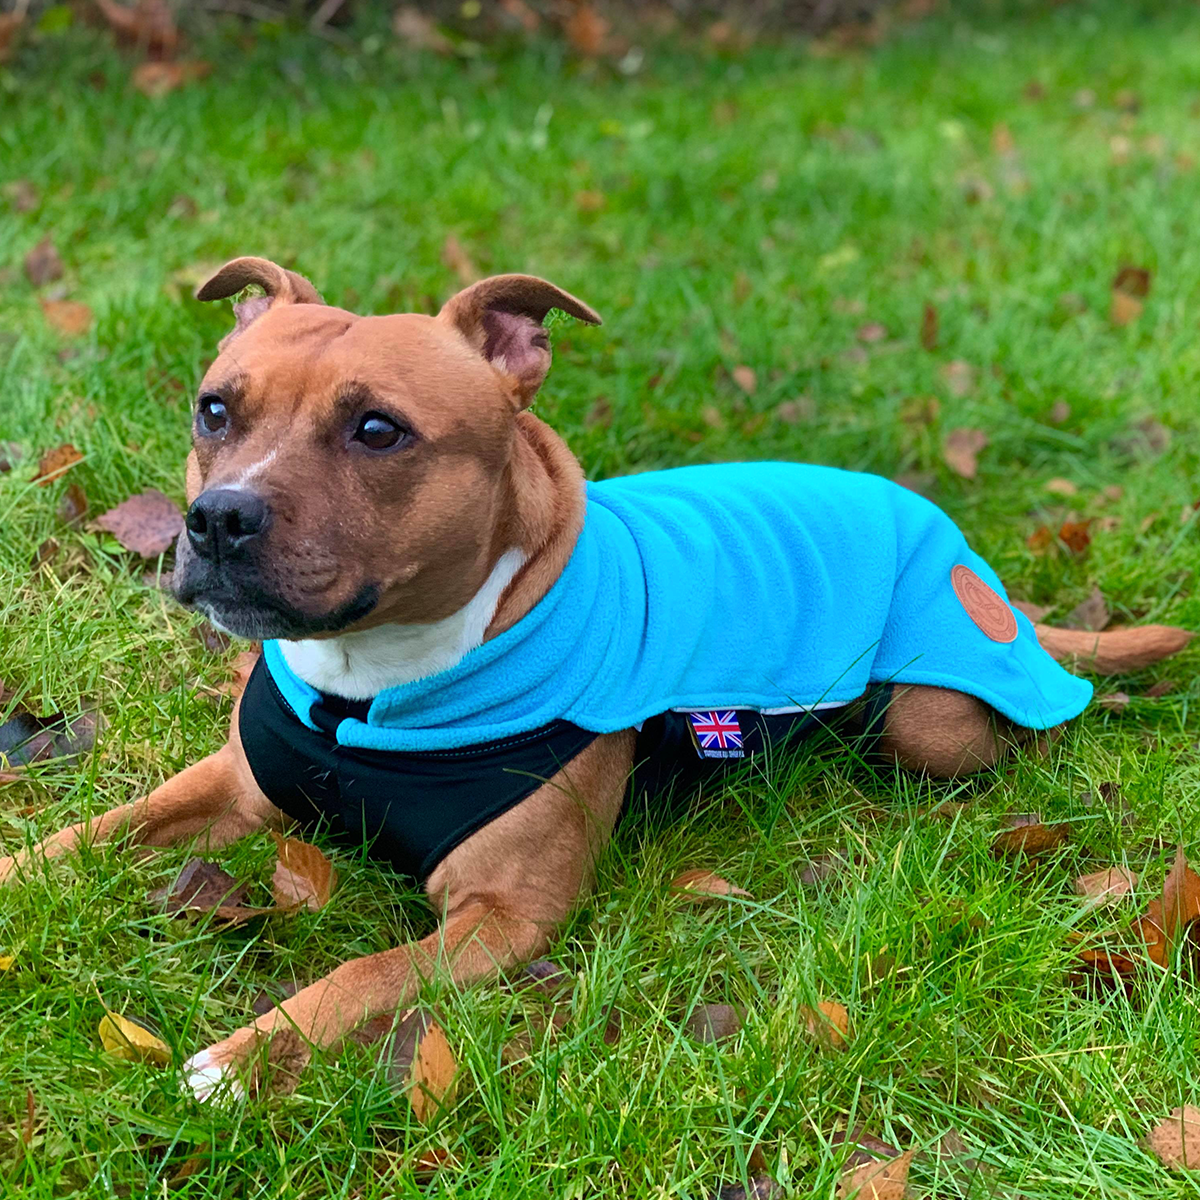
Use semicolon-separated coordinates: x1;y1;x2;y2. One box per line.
185;488;270;561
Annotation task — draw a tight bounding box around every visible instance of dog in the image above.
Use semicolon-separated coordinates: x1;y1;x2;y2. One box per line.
1;256;1189;1101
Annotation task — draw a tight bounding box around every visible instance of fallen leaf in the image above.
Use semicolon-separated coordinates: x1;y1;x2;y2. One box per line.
1049;398;1072;423
409;1022;457;1121
564;3;609;55
93;490;184;556
1075;866;1137;904
148;857;252;916
57;482;88;526
1099;691;1131;713
514;958;573;999
991;122;1015;155
94;0;180;56
0;955;14;971
940;359;975;397
1146;1106;1200;1170
801;1000;850;1050
1110;290;1143;327
585;397;612;429
0;441;22;473
441;234;478;286
1145;679;1176;699
1114;415;1172;458
671;869;752;902
216;650;259;699
1058;518;1092;554
271;833;335;912
1063;585;1109;631
250;980;300;1017
22;1088;33;1146
0;704;98;767
412;1147;455;1182
731;365;757;395
167;1145;211;1184
701;405;725;430
1154;845;1200;965
919;303;938;350
856;322;888;344
1044;477;1078;496
1010;599;1053;622
392;5;453;53
1111;265;1151;327
1026;525;1054;553
711;1177;781;1200
900;396;939;426
41;300;93;337
943;428;988;479
193;622;230;654
685;1003;744;1043
34;443;82;486
838;1150;913;1199
0;0;28;63
992;814;1070;858
892;472;936;497
131;60;212;98
831;1127;902;1168
24;237;63;287
99;1010;171;1066
574;189;606;212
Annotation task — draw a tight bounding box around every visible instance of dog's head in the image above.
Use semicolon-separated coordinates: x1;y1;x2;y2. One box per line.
172;256;600;640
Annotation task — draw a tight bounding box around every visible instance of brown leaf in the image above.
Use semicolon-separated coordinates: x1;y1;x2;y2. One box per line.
671;869;752;902
1114;265;1151;299
900;396;939;426
1146;1107;1200;1170
1158;845;1200;960
711;1177;781;1200
574;189;606;212
991;122;1015;155
837;1149;914;1199
131;60;212;98
992;814;1070;858
1049;398;1072;424
441;234;478;286
1058;517;1092;554
1099;691;1131;713
250;980;300;1017
1044;477;1078;496
856;322;888;344
24;238;63;287
412;1147;455;1182
564;4;610;56
193;622;231;654
1110;290;1142;326
34;443;82;486
57;482;88;527
94;0;180;56
270;833;335;911
801;1000;850;1050
93;489;184;556
892;472;936;497
831;1127;902;1168
409;1022;457;1121
148;857;251;916
0;703;98;768
0;441;22;473
1063;585;1109;632
731;365;757;395
919;303;938;350
392;5;453;53
515;958;573;999
1010;598;1053;622
943;428;988;479
216;649;259;699
1145;679;1176;699
41;300;93;337
1026;524;1054;553
1075;867;1138;905
0;3;28;63
940;359;975;397
685;1003;744;1043
32;537;59;569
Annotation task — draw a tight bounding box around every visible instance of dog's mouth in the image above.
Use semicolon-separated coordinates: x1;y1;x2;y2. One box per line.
173;567;379;641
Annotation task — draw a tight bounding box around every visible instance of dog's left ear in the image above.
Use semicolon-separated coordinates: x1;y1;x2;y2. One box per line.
439;274;601;406
195;256;323;349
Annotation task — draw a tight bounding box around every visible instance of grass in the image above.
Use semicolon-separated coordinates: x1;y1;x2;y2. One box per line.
2;1;1200;1195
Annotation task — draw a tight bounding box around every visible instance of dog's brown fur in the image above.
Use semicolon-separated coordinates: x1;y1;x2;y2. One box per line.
1;258;1189;1091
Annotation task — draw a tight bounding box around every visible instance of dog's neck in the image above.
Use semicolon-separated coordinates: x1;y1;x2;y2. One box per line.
280;414;586;701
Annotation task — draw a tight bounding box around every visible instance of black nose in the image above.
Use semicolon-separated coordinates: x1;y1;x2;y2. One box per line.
185;488;270;561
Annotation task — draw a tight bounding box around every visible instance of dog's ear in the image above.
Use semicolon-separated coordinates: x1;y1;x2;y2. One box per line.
195;256;323;348
438;274;601;406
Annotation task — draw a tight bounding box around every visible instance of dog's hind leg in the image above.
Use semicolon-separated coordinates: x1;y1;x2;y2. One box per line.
875;684;1039;779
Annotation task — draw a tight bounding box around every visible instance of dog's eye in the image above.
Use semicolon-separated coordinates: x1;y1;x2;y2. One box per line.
197;394;228;437
354;412;408;452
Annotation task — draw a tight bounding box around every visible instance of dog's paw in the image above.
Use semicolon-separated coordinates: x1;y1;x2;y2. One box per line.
182;1048;247;1105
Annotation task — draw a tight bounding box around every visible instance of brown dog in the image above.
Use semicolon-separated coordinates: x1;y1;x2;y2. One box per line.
0;257;1188;1101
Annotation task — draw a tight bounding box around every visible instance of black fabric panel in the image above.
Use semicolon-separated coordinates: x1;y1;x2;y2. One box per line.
238;657;598;881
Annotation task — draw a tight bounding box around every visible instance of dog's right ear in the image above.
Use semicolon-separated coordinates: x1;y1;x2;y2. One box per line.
195;256;323;348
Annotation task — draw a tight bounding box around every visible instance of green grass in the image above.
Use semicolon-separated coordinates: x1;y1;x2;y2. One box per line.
3;3;1200;1195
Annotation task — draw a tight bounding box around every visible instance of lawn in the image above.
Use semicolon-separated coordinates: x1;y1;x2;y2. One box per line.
3;2;1200;1195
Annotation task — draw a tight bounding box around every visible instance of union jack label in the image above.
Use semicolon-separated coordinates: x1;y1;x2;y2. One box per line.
688;711;744;759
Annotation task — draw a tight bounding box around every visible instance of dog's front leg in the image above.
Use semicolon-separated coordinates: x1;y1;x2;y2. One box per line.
0;740;279;885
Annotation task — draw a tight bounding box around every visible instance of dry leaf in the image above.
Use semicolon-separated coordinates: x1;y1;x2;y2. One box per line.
919;303;938;350
992;814;1069;858
1075;867;1137;905
1044;477;1078;496
671;869;752;902
24;237;63;287
148;857;256;921
251;980;300;1018
1145;679;1176;699
1099;691;1131;713
93;490;183;556
1026;525;1054;554
710;1177;781;1200
574;189;606;212
412;1147;455;1182
57;482;88;527
1146;1107;1200;1170
0;0;28;63
132;60;212;98
1010;598;1053;622
441;234;478;286
99;1010;171;1066
34;443;82;486
1049;399;1072;424
731;365;757;395
0;955;14;971
1154;845;1200;965
940;359;975;397
801;1000;850;1050
943;428;988;479
1063;585;1109;632
1111;290;1143;327
564;3;609;55
409;1023;458;1121
685;1003;744;1043
271;833;335;912
94;0;180;56
856;322;888;344
837;1149;913;1199
1058;518;1092;554
1111;265;1151;327
193;621;230;654
392;5;453;53
41;300;93;337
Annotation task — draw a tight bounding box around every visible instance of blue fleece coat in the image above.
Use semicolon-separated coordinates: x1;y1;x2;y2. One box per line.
264;463;1092;751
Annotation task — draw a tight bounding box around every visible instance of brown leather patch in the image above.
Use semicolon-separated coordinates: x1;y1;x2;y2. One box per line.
951;564;1018;643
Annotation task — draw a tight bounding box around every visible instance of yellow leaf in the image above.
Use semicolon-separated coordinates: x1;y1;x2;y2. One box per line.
99;1011;171;1066
801;999;851;1050
0;955;14;971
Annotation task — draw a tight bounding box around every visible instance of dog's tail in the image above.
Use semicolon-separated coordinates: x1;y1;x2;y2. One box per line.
1034;623;1193;674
